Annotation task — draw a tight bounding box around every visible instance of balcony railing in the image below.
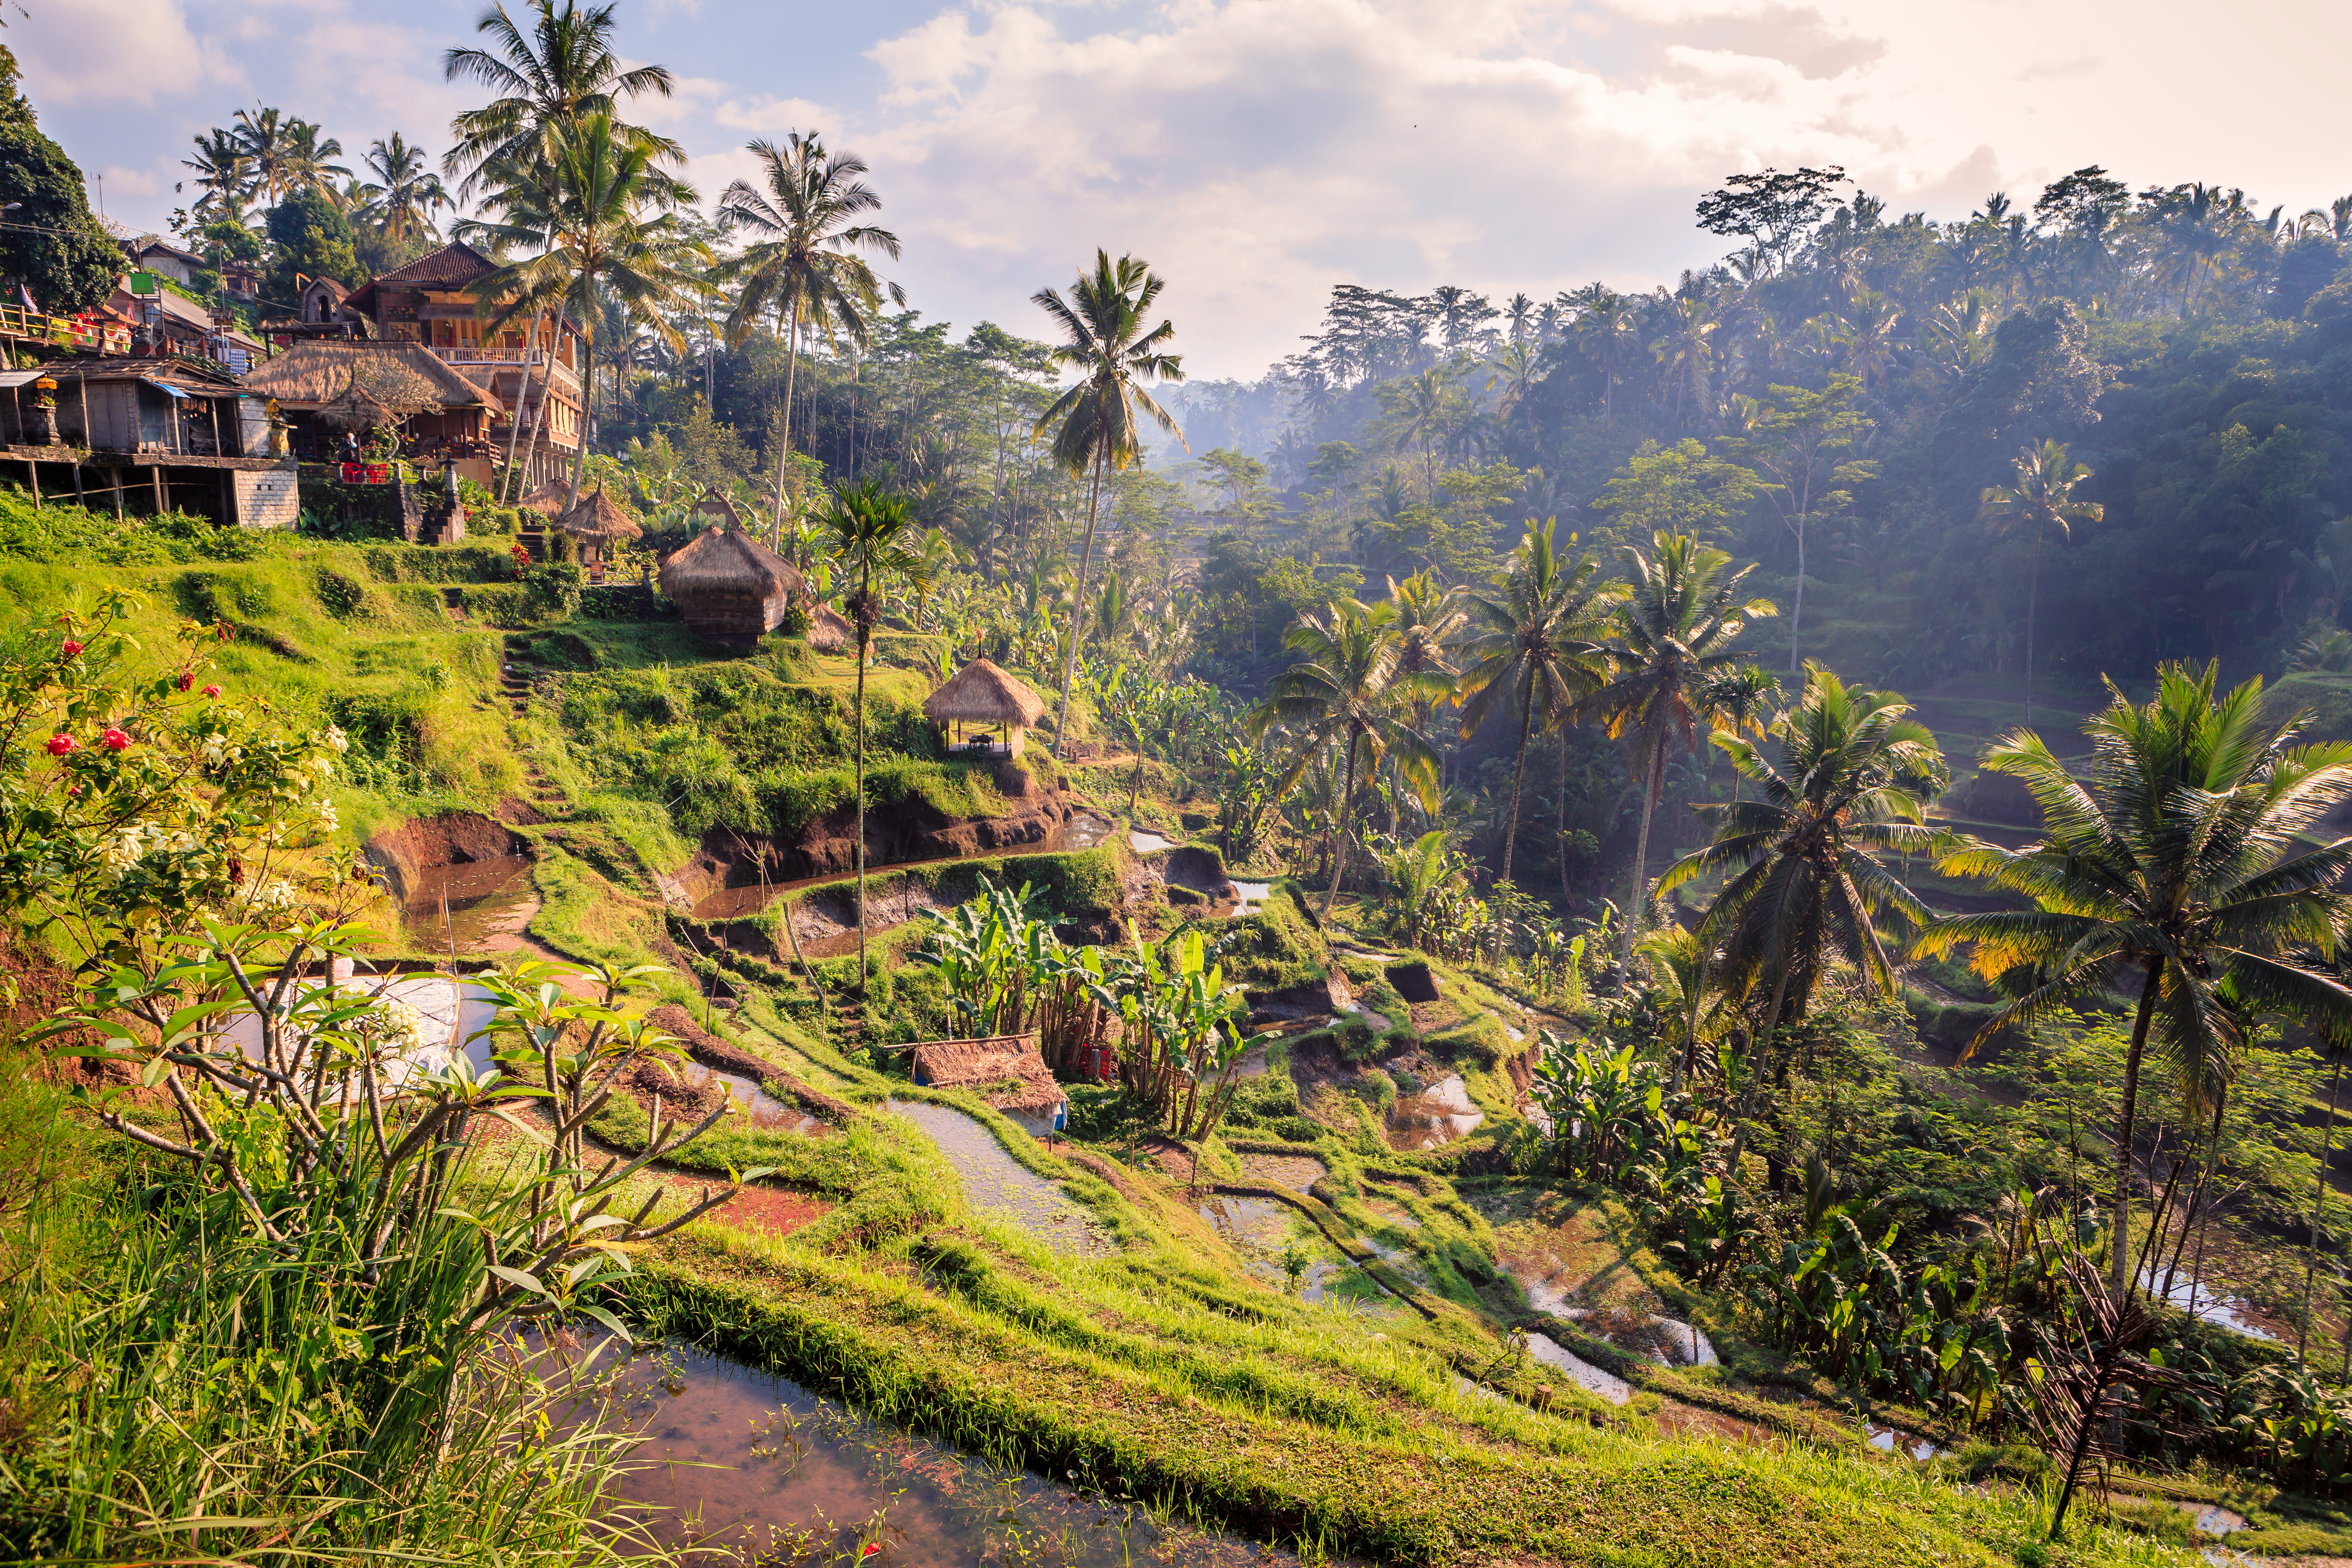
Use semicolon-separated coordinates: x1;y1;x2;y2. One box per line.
0;305;132;356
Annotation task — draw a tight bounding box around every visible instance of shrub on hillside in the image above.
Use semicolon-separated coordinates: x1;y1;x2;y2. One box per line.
0;488;266;565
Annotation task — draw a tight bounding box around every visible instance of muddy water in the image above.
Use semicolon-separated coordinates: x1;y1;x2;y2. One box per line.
886;1100;1108;1257
1129;828;1180;854
1525;1331;1631;1405
597;1339;1306;1567
1195;1194;1393;1312
397;855;539;955
1386;1076;1485;1150
1061;812;1115;851
692;811;1129;922
1867;1426;1942;1461
2155;1274;2281;1342
1228;881;1271;915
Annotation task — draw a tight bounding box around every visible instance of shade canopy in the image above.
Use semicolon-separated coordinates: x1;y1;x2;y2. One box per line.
923;658;1048;729
554;487;643;543
658;525;805;600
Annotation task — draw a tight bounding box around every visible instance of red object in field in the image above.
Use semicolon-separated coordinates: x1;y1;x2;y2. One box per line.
45;733;74;756
338;462;392;484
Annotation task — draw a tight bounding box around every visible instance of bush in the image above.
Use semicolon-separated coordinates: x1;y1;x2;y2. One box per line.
520;561;583;622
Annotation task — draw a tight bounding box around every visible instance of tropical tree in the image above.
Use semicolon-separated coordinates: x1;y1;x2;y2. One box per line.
1248;600;1440;920
1734;376;1875;673
1032;252;1186;761
355;134;452;246
718;132;905;544
233;107;347;206
1454;522;1618;938
177;129;255;225
1661;667;1946;1047
441;0;686;200
1582;533;1776;955
1978;439;2102;727
1702;663;1783;802
1919;663;2352;1301
825;480;931;993
470;112;707;506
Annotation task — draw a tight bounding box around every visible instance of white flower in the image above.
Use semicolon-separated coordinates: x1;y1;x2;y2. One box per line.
375;998;431;1058
251;877;296;911
200;735;232;768
310;754;335;778
99;825;148;874
321;725;349;755
312;801;339;836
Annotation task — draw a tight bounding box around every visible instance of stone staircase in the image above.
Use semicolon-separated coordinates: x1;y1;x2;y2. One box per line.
515;528;547;564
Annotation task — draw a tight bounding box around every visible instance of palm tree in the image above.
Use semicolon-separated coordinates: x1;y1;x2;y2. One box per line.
470;113;707;508
279;121;352;206
1583;533;1776;956
1919;663;2352;1301
1702;664;1783;802
1032;252;1186;762
1455;522;1618;941
442;0;686;202
356;134;452;246
1248;601;1440;921
1978;439;2101;728
718;133;905;546
823;480;931;994
177;129;255;225
1385;365;1463;492
234;107;347;205
1663;667;1946;1040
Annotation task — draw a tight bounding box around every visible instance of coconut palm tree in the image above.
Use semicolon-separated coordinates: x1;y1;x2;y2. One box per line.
1662;667;1946;1045
1248;601;1440;921
234;107;348;206
718;133;905;547
1455;522;1619;943
470;112;707;507
1032;251;1186;762
177;129;255;225
1920;663;2352;1301
1374;569;1465;828
824;480;931;993
442;0;687;201
1978;439;2102;728
355;134;452;247
1582;533;1776;956
1702;663;1783;802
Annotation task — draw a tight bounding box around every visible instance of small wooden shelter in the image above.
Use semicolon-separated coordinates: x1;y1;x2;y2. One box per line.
924;658;1048;758
658;525;808;648
909;1034;1067;1136
516;482;570;516
806;603;855;654
553;487;642;571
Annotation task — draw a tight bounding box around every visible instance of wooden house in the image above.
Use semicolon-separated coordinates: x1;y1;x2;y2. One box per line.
658;525;808;647
1;356;297;528
241;341;502;465
923;659;1048;758
909;1035;1068;1137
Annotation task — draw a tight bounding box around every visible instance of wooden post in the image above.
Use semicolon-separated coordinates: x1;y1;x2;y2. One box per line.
152;466;164;514
209;398;223;458
27;454;38;509
71;459;83;506
76;374;88;450
109;466;123;520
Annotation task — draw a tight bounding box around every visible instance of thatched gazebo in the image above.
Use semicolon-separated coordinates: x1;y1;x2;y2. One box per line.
807;603;855;654
516;483;570;517
909;1034;1067;1137
924;658;1048;758
657;525;808;649
553;488;642;572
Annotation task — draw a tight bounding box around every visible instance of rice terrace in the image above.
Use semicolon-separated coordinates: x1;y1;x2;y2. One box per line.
5;2;2352;1565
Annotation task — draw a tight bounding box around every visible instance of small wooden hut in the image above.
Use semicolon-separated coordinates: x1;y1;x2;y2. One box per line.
924;658;1048;758
516;483;570;516
658;525;808;649
909;1034;1067;1136
806;603;856;654
553;487;642;573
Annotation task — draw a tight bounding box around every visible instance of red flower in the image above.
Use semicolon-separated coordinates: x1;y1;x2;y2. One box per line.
66;783;80;797
176;670;194;692
45;733;75;756
59;639;83;658
202;684;221;699
860;1546;881;1559
100;728;131;752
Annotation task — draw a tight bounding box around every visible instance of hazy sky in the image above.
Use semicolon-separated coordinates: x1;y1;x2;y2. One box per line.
16;0;2350;379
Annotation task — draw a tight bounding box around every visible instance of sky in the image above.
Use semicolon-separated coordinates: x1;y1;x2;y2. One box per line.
13;0;2352;380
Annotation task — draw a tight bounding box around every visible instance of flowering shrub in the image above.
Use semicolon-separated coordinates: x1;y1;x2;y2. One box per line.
0;590;354;987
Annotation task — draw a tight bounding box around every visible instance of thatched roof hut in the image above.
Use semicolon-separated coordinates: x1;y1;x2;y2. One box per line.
516;483;570;516
923;659;1048;756
658;525;807;649
242;340;498;416
807;603;855;654
554;487;643;547
909;1034;1067;1133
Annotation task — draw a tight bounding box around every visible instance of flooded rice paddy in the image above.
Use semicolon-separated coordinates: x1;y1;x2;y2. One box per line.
591;1338;1312;1567
395;854;539;954
1386;1076;1485;1150
1128;828;1180;854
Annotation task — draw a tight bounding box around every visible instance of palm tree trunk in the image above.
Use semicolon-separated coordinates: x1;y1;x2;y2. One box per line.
771;297;802;550
1623;740;1665;960
1322;734;1360;921
496;309;548;505
854;591;871;997
2302;1046;2345;1360
1789;511;1806;675
516;303;570;500
564;303;596;510
2025;535;2041;729
1495;698;1534;962
1556;727;1572;905
1052;443;1108;762
2110;954;2166;1302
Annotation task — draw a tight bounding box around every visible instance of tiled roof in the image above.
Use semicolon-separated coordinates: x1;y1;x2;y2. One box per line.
368;242;497;287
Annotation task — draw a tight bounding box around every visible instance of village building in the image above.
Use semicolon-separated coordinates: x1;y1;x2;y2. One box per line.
908;1035;1069;1138
551;487;641;579
923;659;1048;758
241;339;503;470
0;356;297;528
656;521;808;645
121;239;209;290
108;278;265;372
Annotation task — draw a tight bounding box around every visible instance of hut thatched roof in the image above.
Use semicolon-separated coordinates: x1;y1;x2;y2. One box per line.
241;340;498;413
910;1035;1064;1116
554;488;643;542
658;526;805;600
924;659;1047;728
807;603;855;653
516;484;570;516
314;385;398;434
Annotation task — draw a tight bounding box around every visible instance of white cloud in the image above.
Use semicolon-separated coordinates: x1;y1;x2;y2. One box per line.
14;0;241;106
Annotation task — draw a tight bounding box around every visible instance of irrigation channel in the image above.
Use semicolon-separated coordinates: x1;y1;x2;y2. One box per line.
565;1337;1324;1568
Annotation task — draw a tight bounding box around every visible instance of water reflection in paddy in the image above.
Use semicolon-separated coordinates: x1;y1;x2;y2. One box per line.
596;1339;1315;1567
